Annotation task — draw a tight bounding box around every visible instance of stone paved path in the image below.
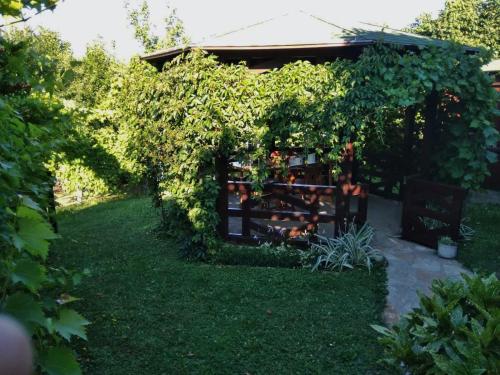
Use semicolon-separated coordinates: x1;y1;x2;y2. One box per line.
367;195;470;325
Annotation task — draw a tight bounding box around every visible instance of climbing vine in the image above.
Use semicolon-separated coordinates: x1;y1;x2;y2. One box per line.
346;44;498;187
131;44;497;256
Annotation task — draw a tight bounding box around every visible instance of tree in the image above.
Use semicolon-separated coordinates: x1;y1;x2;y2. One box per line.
125;0;189;53
410;0;500;56
66;40;118;108
3;27;74;93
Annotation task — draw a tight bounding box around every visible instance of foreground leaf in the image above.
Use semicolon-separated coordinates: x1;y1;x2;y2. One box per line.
11;259;47;291
3;292;46;332
39;346;81;375
54;309;90;341
17;214;58;259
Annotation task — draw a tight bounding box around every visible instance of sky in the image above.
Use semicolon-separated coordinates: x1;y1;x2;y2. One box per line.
23;0;447;60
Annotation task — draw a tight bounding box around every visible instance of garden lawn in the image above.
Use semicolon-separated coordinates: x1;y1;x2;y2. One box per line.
52;197;390;374
459;203;500;275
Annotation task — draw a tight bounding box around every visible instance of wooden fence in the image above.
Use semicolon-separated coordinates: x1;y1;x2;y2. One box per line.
402;178;466;249
217;180;369;245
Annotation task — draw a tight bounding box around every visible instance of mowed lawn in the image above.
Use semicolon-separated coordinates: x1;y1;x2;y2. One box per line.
52;197;390;374
459;203;500;275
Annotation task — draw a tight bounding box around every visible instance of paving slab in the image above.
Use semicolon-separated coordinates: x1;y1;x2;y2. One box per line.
367;195;470;325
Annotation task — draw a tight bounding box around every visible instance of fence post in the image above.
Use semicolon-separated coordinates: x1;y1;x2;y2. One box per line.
335;142;353;235
357;184;369;224
241;183;251;237
450;189;467;242
335;181;349;236
215;154;228;239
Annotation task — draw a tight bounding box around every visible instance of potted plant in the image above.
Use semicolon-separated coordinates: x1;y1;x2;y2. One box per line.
437;236;458;259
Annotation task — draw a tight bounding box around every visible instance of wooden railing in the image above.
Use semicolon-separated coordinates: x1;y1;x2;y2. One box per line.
218;180;369;245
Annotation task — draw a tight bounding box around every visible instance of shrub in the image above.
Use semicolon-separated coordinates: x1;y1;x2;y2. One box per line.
211;242;312;268
372;273;500;374
311;223;383;272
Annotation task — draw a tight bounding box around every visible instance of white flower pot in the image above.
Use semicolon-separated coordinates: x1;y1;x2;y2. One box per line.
437;243;457;259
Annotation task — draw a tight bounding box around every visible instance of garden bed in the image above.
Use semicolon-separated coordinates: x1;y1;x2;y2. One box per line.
51;197;391;374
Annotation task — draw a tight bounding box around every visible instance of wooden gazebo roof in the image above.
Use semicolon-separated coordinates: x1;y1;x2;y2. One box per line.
142;11;477;71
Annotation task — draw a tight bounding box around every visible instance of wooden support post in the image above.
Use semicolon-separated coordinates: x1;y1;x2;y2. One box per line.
335;142;353;235
422;90;439;175
327;161;333;186
215;154;228;239
356;184;369;224
402;106;417;199
450;189;467;243
340;142;354;185
335;181;350;235
403;106;417;174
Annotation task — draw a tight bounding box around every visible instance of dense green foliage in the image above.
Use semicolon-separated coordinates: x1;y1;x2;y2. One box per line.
2;28;149;198
459;204;500;273
411;0;500;56
1;2;89;374
347;44;498;187
130;45;497;256
3;27;73;94
50;42;146;197
52;196;390;374
373;273;499;374
212;242;313;268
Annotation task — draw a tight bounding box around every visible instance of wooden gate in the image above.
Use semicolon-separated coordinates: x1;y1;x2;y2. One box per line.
402;178;467;249
219;180;368;245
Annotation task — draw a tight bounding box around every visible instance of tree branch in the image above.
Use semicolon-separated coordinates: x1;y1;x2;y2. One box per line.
0;4;57;28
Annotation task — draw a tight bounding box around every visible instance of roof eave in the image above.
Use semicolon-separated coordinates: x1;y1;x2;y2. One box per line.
141;39;480;64
141;41;374;62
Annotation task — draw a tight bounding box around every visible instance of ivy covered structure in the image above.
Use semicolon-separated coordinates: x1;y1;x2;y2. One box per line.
138;12;498;256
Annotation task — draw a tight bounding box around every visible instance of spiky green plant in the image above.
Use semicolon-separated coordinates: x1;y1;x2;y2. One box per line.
311;223;382;272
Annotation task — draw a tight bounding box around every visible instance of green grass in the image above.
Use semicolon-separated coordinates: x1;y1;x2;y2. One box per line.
459;204;500;275
52;196;390;374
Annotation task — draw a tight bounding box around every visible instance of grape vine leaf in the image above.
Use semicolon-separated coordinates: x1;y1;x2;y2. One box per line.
39;346;81;375
16;206;58;259
54;309;90;341
3;292;46;332
11;259;47;292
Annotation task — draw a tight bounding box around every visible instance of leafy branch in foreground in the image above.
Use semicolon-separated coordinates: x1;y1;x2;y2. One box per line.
0;12;89;373
372;273;500;374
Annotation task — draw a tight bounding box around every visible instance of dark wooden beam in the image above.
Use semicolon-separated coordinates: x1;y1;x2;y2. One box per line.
422;90;439;176
403;106;417;176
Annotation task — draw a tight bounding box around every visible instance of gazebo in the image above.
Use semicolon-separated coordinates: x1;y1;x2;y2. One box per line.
142;12;492;249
